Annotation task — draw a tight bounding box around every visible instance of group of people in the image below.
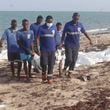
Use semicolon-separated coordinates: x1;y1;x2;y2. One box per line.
0;12;92;84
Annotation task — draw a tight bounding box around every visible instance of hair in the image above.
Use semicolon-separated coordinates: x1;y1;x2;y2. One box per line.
11;19;17;23
46;15;53;20
73;12;80;17
22;19;29;24
56;22;62;26
37;15;43;20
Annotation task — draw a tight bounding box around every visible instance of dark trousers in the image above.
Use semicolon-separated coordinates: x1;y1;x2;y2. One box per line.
40;51;55;76
64;46;79;71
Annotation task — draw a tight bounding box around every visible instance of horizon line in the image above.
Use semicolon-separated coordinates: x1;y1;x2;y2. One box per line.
0;10;110;12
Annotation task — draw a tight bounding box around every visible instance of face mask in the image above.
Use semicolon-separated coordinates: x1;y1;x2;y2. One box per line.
46;23;53;28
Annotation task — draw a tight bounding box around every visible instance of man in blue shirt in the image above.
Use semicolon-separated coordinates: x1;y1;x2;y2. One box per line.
55;22;63;48
30;15;43;51
37;16;57;84
30;15;43;72
0;20;21;78
60;13;92;78
17;19;34;81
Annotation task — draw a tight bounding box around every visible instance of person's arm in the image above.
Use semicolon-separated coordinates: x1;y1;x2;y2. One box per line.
31;31;35;56
0;39;3;47
36;28;41;56
36;36;40;55
81;24;93;45
0;30;7;48
59;24;67;48
61;32;65;45
16;32;22;48
84;32;93;45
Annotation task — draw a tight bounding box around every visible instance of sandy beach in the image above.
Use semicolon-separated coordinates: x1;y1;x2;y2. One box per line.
0;32;110;110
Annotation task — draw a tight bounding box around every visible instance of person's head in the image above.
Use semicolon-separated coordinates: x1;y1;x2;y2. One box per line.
72;12;80;23
11;19;17;29
46;15;53;28
22;19;29;30
36;15;43;24
56;22;62;31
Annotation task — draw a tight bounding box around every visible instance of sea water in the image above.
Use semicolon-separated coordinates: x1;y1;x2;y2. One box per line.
0;11;110;36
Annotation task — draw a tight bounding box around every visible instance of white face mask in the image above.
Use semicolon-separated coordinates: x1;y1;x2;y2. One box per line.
46;23;53;28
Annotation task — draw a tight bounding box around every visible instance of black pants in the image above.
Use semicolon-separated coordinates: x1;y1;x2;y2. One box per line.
40;51;55;76
64;46;79;71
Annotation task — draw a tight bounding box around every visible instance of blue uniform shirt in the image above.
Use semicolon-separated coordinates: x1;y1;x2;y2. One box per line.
38;24;57;52
63;21;86;47
17;29;34;54
55;30;62;46
2;28;19;53
30;23;41;39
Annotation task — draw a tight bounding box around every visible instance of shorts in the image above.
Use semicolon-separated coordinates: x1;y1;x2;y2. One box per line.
20;53;32;61
8;52;20;61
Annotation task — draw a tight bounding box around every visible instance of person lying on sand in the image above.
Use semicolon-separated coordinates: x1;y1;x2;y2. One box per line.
60;12;93;78
17;19;34;81
0;19;22;78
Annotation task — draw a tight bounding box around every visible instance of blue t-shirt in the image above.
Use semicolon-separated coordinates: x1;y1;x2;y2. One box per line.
55;30;62;46
17;29;34;54
30;23;41;39
63;21;86;47
2;28;19;53
38;24;57;52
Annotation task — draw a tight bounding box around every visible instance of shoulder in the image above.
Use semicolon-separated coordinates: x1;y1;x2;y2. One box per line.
64;21;71;28
17;29;22;33
17;29;23;35
41;24;45;28
52;24;56;28
77;22;84;27
4;28;11;33
66;21;72;25
38;24;45;30
29;30;34;35
51;24;56;30
30;23;35;27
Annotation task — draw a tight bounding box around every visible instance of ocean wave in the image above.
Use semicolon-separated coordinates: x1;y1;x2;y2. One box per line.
86;28;110;33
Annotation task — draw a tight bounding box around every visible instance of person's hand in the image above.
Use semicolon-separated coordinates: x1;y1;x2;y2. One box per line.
58;43;64;49
37;50;41;56
31;52;35;57
0;41;2;48
89;40;93;46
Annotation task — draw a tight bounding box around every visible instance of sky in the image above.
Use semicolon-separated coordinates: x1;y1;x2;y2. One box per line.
0;0;110;11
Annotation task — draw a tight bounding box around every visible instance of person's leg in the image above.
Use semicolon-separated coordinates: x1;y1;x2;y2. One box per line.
68;47;79;77
69;47;79;70
63;46;73;72
47;51;55;83
15;53;22;80
17;61;22;80
40;51;48;82
42;65;47;75
10;61;15;77
23;61;29;80
28;61;32;78
8;52;15;77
